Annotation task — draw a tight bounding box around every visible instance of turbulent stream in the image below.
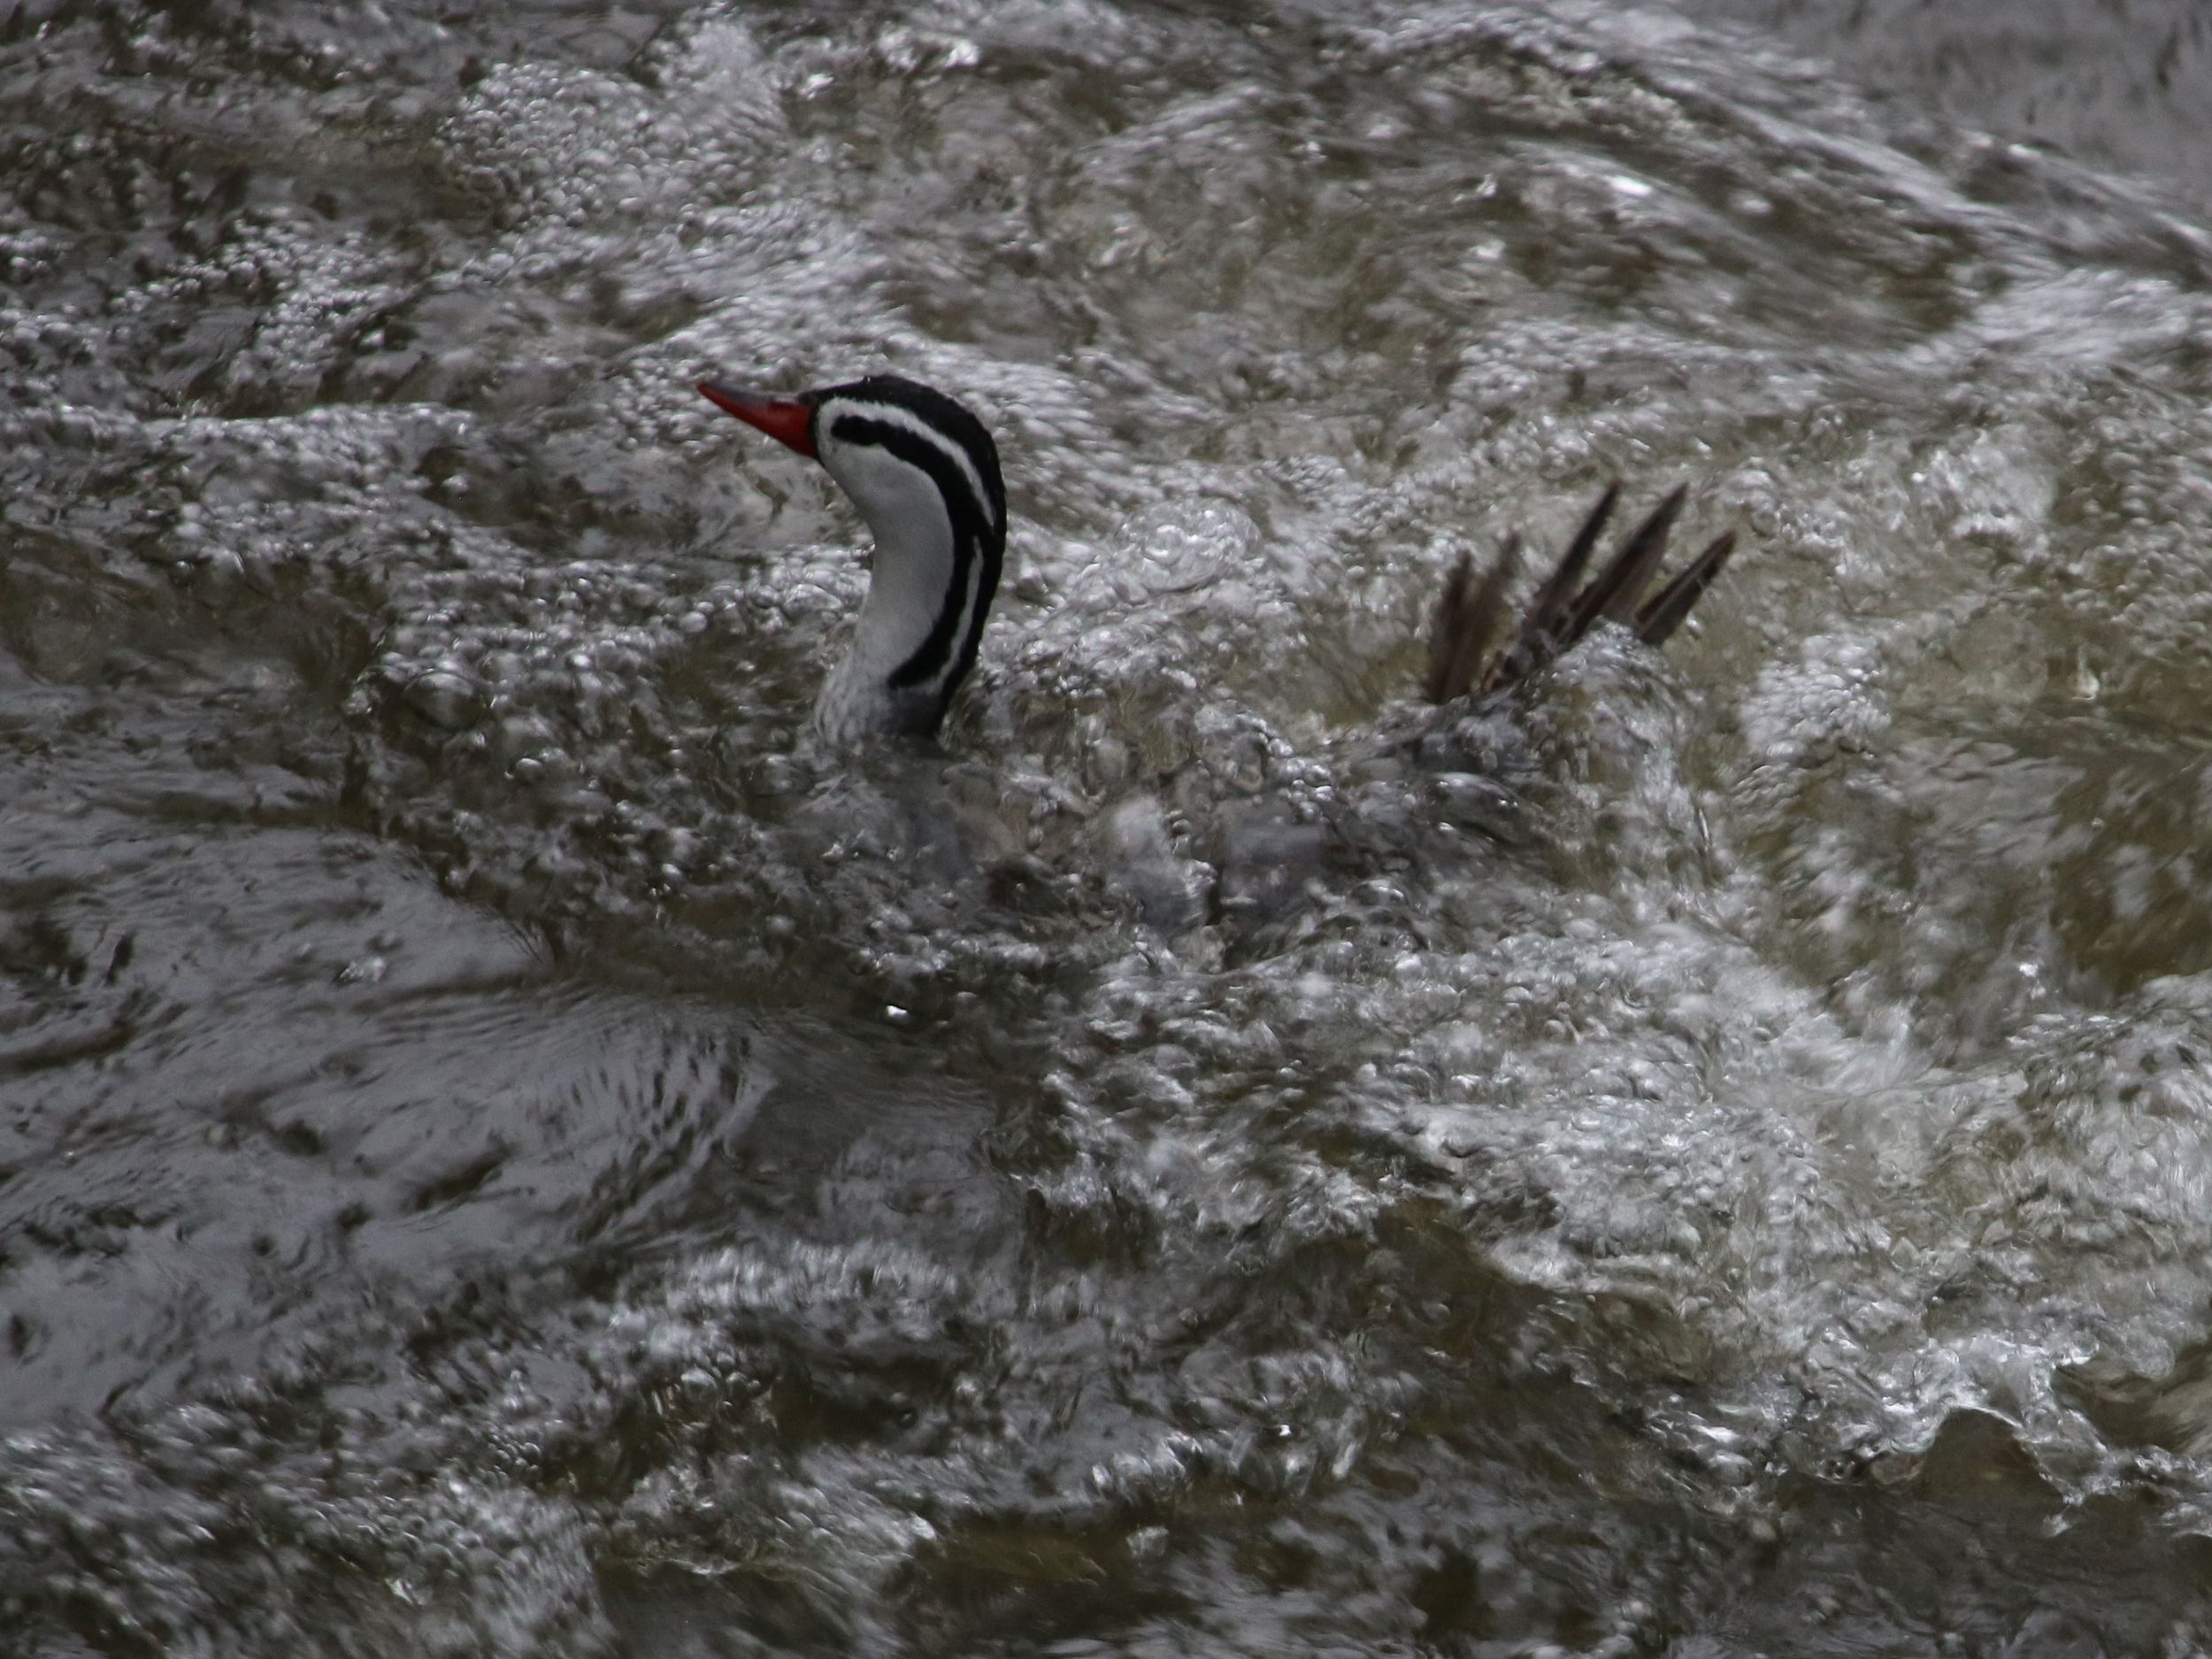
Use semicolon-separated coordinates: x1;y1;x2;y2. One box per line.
7;0;2212;1653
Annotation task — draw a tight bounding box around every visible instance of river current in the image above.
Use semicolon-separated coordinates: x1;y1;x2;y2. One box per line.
6;1;2212;1653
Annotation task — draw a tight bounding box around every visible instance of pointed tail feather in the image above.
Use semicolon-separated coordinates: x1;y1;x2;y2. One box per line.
1479;482;1617;695
1634;529;1736;648
1425;534;1521;704
1560;482;1685;639
1426;483;1736;704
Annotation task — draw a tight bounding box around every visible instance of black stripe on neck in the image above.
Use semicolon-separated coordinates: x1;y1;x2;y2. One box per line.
828;411;1006;724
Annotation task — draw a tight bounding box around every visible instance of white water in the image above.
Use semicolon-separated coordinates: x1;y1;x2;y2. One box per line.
6;1;2212;1652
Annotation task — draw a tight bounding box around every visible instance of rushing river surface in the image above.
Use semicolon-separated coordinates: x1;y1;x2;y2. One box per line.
7;1;2212;1653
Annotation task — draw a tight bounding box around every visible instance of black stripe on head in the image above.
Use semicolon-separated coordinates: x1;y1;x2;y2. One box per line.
818;375;1005;533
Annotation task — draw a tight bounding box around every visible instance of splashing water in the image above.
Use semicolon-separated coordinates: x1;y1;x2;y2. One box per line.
8;1;2212;1653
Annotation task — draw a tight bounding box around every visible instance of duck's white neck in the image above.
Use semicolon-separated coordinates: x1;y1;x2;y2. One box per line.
810;400;1003;743
815;480;963;742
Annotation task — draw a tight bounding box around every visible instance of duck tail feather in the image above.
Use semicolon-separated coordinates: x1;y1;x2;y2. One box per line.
1563;480;1686;641
1634;528;1738;647
1481;482;1617;693
1427;534;1523;703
